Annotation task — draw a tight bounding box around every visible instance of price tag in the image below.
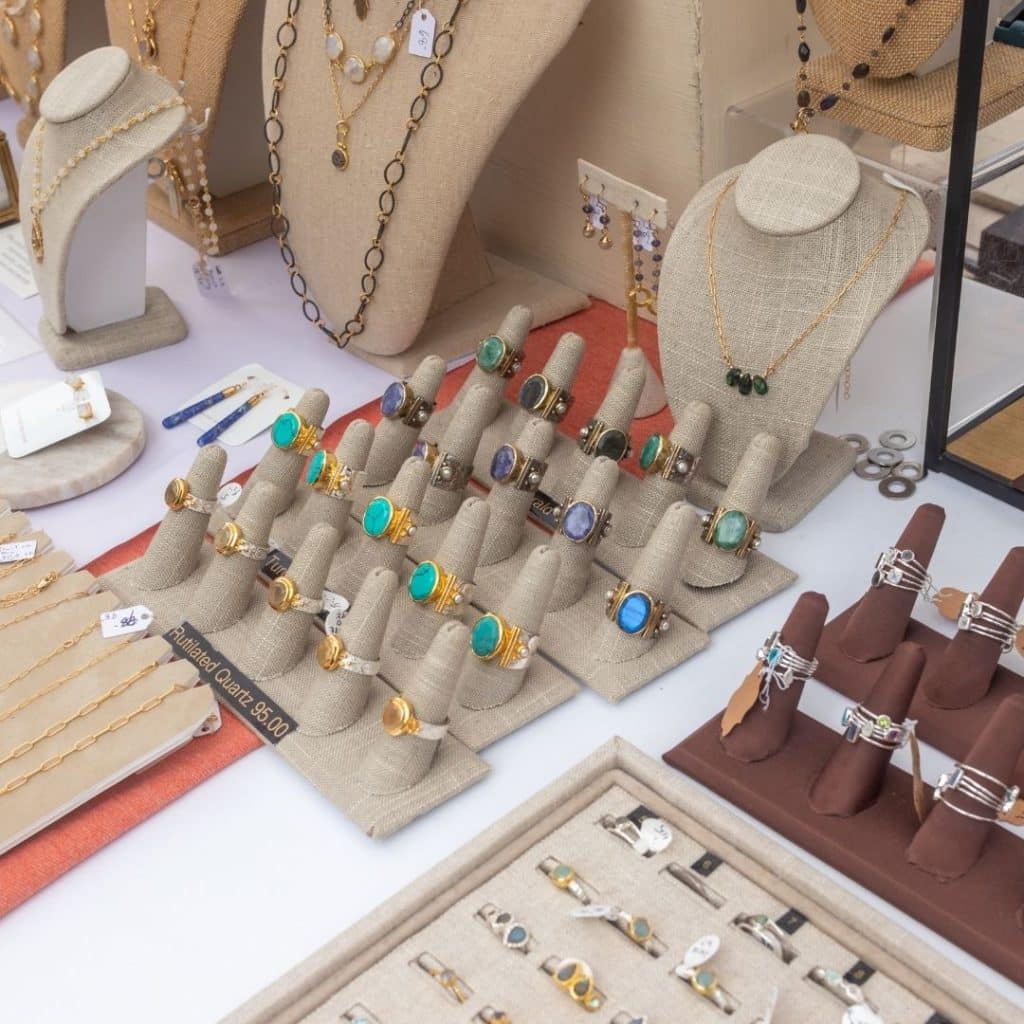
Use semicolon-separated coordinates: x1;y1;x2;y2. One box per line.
217;481;243;508
193;260;231;299
571;905;619;921
0;539;36;563
844;1006;883;1024
322;589;351;635
101;605;153;638
675;934;720;976
638;816;673;854
408;8;436;57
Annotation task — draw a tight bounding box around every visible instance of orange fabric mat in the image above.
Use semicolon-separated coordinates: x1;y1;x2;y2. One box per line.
0;263;934;914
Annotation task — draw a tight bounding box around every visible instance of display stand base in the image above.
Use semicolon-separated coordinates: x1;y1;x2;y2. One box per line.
147;180;272;256
806;42;1024;152
349;254;590;376
37;286;187;370
816;601;1024;789
0;388;145;509
664;711;1024;988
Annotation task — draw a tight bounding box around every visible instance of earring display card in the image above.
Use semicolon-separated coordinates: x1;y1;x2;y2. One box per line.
665;712;1024;991
224;740;1009;1024
816;601;1024;788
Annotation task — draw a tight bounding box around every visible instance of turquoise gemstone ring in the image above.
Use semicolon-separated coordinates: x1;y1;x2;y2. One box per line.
271;409;321;454
700;506;761;558
605;580;669;640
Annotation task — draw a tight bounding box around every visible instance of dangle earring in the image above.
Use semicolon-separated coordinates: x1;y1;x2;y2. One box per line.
630;206;663;314
579;177;597;239
597;186;613;250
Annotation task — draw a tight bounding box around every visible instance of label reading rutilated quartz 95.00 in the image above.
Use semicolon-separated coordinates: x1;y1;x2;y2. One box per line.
165;622;297;744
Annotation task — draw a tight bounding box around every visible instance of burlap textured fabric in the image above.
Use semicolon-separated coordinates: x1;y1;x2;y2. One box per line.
476;418;555;567
272;419;373;556
458;545;559;711
363;356;445;492
1;0;71;125
260;0;587;358
805;42;1024;150
547;456;618;612
659;135;929;490
189;481;281;634
134;444;225;590
362;620;468;794
385;496;488;666
19;48;187;336
298;567;398;736
809;0;963;77
326;457;430;601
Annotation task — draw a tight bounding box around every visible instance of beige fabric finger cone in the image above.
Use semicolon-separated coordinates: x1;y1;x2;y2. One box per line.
299;567;399;736
135;444;226;589
387;496;490;666
685;433;781;589
479;417;556;566
595;502;697;666
189;480;281;634
20;48;188;336
244;523;339;681
362;619;468;794
419;384;493;526
328;456;430;600
548;456;618;612
363;355;446;490
459;544;560;710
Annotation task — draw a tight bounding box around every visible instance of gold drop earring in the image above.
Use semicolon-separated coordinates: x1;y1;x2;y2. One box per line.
596;186;613;250
579;178;597;239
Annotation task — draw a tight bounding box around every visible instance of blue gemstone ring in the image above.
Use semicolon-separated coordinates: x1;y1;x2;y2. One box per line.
428;450;473;491
379;379;433;427
518;372;573;422
489;443;547;492
700;506;761;558
554;499;612;546
578;417;631;462
480;904;533;953
606;580;669;640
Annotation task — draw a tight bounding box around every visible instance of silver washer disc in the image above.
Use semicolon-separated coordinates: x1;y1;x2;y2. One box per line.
840;433;870;455
879;428;917;451
855;458;889;480
893;460;925;482
867;447;904;469
880;476;917;499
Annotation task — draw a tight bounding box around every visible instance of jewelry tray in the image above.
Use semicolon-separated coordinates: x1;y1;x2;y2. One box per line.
0;507;220;856
223;739;1013;1024
815;600;1024;789
664;710;1024;990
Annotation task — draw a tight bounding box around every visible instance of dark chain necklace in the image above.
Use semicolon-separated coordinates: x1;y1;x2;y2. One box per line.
265;0;468;350
793;0;922;132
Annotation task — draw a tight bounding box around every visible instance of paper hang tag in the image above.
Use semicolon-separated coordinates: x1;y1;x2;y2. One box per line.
721;662;764;737
193;260;231;299
680;934;720;972
998;798;1024;827
572;905;619;921
843;1004;885;1024
0;539;36;563
759;987;779;1024
934;586;967;621
217;481;243;508
101;605;153;638
322;590;351;636
638;816;673;853
408;8;436;57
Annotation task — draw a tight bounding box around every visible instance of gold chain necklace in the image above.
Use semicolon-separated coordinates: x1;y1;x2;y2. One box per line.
0;619;99;695
0;680;179;798
0;590;87;633
30;96;187;262
706;177;908;397
0;0;42;115
0;660;162;773
0;569;58;608
323;0;422;170
131;0;166;60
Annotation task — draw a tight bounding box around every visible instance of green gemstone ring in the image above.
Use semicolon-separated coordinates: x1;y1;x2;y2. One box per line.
701;506;760;558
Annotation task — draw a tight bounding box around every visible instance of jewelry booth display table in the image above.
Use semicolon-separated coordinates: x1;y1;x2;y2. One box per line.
0;127;1023;1024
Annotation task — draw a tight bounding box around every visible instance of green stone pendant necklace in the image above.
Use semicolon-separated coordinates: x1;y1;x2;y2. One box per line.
706;176;908;398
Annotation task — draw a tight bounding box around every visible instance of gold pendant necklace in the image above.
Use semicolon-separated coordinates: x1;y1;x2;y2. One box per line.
706;176;908;397
0;569;57;608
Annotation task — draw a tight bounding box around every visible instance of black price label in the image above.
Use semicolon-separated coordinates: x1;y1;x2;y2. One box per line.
775;909;809;935
528;489;561;531
690;852;724;877
259;547;292;583
845;961;876;987
165;622;298;745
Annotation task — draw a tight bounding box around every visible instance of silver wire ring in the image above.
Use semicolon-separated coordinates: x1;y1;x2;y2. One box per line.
879;476;916;499
854;458;889;480
867;447;903;469
879;428;917;451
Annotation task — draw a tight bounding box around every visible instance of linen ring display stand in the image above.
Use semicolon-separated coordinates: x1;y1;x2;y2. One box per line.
223;739;1016;1024
18;46;189;370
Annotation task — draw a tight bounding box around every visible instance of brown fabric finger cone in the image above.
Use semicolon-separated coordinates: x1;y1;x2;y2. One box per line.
443;305;533;428
619;400;713;549
364;355;445;488
420;384;494;526
923;547;1024;710
479;417;556;566
331;457;431;602
596;502;698;665
222;388;330;523
246;523;339;681
685;432;780;588
362;619;468;794
459;545;560;710
299;567;398;736
840;503;946;662
722;591;829;763
810;642;926;817
189;481;282;634
390;497;490;661
135;444;226;590
908;693;1024;881
548;456;619;611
